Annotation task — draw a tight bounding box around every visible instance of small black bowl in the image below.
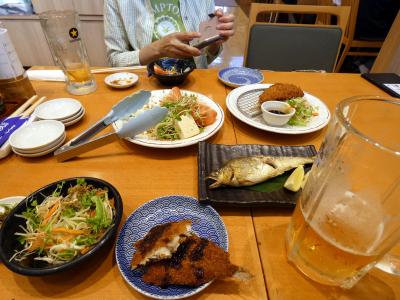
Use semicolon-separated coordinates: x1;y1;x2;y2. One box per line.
0;177;123;276
147;57;196;86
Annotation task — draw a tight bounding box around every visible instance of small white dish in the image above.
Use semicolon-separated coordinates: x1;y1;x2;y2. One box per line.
105;72;138;89
261;101;295;126
63;108;85;127
0;196;25;226
13;134;66;157
13;132;66;154
34;98;82;120
9;120;65;151
58;106;84;123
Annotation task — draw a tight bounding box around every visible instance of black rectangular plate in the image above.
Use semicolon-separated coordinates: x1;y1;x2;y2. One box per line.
198;142;318;208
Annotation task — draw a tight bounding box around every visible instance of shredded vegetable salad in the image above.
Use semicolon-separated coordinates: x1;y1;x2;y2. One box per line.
125;87;217;141
287;97;318;126
148;93;203;140
10;179;115;265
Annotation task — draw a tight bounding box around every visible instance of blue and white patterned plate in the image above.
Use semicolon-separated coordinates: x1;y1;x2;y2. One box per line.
218;67;264;88
115;195;228;299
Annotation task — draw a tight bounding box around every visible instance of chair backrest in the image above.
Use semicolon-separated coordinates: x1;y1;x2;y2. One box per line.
340;0;359;41
244;3;350;71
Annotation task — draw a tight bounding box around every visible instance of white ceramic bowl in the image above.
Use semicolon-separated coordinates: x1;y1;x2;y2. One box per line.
261;101;295;126
105;72;138;89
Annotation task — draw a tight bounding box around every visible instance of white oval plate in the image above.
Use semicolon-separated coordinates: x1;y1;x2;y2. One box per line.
9;120;65;150
113;89;224;148
12;133;66;157
105;72;139;89
226;83;330;135
34;98;82;120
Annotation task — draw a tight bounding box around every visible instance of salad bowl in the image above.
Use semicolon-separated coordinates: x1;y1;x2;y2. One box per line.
0;177;123;276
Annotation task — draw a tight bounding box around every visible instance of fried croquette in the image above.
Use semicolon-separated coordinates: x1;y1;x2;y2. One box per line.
131;220;192;269
142;235;239;287
259;83;304;104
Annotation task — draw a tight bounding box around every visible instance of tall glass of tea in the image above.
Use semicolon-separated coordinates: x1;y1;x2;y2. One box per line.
286;96;400;289
39;10;97;95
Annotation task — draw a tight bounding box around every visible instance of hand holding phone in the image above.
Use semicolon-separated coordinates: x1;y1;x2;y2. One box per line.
193;15;222;50
193;35;224;50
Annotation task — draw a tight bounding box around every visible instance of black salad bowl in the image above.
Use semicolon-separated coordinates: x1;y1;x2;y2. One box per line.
0;177;123;276
147;57;196;86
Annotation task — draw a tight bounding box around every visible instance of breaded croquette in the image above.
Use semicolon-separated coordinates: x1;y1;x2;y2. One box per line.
259;83;304;104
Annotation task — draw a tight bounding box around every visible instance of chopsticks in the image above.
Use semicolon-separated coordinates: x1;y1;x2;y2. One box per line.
91;66;146;74
20;96;47;117
8;95;38;118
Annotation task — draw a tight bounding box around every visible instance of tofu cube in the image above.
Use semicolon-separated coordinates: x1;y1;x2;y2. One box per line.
174;114;200;139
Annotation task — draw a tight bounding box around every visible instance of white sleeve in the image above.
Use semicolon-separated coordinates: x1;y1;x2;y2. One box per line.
103;0;141;66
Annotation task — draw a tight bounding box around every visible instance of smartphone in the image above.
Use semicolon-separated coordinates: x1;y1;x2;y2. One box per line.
193;35;224;49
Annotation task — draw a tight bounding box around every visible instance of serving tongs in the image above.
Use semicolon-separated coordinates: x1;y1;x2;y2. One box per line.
67;90;153;147
54;105;168;162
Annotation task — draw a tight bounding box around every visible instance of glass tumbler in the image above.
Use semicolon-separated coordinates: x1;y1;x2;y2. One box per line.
286;96;400;289
39;10;97;95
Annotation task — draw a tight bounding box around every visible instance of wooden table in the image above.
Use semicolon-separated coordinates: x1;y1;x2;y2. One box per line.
0;69;398;299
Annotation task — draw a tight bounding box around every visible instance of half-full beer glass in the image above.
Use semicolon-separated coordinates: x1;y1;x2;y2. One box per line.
286;96;400;289
39;10;96;95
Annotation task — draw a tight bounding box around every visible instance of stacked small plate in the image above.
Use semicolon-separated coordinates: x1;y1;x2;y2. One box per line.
34;98;85;126
9;120;66;157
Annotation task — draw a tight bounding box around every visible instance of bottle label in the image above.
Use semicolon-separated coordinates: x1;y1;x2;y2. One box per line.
0;28;24;79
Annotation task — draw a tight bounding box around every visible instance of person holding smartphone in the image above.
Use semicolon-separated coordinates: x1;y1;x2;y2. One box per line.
104;1;235;68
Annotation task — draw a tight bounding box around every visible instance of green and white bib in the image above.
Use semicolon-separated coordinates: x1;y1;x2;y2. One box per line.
150;0;186;41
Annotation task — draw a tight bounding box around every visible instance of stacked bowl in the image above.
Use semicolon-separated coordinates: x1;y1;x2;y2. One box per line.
34;98;85;126
9;120;66;157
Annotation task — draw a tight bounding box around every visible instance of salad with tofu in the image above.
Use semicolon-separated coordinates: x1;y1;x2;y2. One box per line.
131;87;217;141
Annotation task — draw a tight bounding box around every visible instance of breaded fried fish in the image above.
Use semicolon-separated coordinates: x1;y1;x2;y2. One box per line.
259;83;304;103
143;235;242;287
207;155;314;189
131;220;192;269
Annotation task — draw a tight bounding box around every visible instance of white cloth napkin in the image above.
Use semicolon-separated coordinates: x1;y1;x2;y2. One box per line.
26;70;66;82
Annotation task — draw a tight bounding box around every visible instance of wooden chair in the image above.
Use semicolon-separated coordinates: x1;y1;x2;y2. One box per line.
244;3;350;71
334;0;384;72
371;11;400;73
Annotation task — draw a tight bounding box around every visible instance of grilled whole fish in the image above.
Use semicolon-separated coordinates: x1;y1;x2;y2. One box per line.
207;155;314;189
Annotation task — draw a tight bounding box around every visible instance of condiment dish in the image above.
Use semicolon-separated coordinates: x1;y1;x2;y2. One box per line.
104;72;138;89
261;101;295;126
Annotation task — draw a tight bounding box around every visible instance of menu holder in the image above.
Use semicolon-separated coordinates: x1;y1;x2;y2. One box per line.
198;141;317;208
361;73;400;98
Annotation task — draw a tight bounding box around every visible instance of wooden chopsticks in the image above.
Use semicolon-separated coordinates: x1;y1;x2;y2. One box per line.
91;66;146;74
7;95;47;119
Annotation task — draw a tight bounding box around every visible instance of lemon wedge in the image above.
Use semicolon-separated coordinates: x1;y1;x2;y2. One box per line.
300;171;310;189
284;165;305;192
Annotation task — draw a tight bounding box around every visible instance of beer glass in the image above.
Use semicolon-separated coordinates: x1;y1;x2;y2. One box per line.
39;10;97;95
286;96;400;289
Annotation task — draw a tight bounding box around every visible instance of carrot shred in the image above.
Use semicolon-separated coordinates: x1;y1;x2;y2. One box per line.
52;227;85;235
42;202;60;225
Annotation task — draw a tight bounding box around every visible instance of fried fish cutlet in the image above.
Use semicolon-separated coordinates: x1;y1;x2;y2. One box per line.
131;220;192;269
259;83;304;104
142;235;239;287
